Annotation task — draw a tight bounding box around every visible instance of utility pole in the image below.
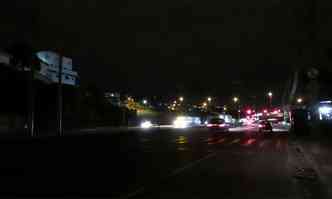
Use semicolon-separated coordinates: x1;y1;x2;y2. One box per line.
28;62;35;136
58;54;63;136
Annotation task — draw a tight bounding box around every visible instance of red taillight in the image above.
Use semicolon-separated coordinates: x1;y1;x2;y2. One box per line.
207;124;213;127
219;124;226;127
258;124;263;128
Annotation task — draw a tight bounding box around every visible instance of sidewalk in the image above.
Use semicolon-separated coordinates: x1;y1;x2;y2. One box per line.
294;137;332;198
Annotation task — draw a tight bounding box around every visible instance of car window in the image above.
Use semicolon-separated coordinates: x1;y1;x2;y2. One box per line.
209;118;224;124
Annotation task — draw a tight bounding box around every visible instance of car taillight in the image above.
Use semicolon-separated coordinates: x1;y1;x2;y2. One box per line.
219;124;226;127
258;124;263;128
207;124;213;127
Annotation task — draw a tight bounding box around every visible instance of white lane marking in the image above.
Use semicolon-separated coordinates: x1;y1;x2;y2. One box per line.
228;138;241;145
116;152;217;199
121;187;146;199
168;152;217;177
217;138;227;144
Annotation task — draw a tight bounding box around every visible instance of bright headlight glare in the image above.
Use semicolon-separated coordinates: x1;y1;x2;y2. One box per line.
173;117;189;128
141;121;152;128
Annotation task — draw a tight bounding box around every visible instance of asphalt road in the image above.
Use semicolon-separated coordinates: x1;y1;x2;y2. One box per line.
0;126;326;198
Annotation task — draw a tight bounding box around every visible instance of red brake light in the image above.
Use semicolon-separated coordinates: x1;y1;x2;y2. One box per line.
219;124;226;127
207;124;213;127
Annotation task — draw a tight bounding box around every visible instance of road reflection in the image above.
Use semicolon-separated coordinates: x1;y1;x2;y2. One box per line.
176;135;188;151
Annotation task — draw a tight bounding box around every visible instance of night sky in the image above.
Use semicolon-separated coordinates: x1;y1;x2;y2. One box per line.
1;0;331;103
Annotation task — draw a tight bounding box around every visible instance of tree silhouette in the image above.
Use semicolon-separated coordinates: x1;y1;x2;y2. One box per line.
6;40;38;135
6;41;39;71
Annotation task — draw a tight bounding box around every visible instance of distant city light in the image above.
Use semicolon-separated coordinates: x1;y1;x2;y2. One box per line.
319;106;332;115
179;97;184;102
318;106;332;120
268;92;273;97
143;99;148;104
203;102;207;107
207;97;212;102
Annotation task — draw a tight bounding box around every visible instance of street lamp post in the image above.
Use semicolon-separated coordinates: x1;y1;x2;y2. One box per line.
233;97;240;119
207;97;212;103
297;97;303;104
267;92;273;108
57;54;63;136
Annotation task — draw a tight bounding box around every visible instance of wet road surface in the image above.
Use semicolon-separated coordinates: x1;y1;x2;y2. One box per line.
0;127;326;198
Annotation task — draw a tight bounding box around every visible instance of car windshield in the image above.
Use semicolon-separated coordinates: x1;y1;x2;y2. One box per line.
1;1;331;198
209;118;224;124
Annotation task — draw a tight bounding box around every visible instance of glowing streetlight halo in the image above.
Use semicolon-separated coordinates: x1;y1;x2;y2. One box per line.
233;97;239;103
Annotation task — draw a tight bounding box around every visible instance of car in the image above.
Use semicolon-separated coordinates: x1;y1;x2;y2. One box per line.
258;121;273;132
251;120;261;127
206;118;229;132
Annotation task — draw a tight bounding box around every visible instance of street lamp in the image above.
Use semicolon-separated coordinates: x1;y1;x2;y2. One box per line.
207;97;212;102
143;99;148;105
203;102;207;107
233;97;239;103
233;97;239;119
267;91;273;107
297;98;303;104
179;97;184;102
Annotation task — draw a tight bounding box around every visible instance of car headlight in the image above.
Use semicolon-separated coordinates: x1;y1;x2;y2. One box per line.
173;117;189;128
140;121;152;129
